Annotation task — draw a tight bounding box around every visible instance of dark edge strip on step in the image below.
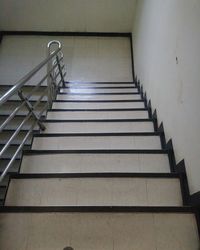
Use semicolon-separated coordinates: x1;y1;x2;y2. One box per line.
130;34;135;81
59;86;138;89
58;92;140;95
42;119;154;123
48;108;149;112
158;122;167;149
0;206;195;213
190;192;200;207
166;139;176;173
115;77;200;236
174;160;190;206
0;114;45;118
194;208;200;237
23;149;169;155
53;100;145;103
152;109;158;131
9;173;180;179
64;81;136;85
1;177;11;206
148;100;153;120
33;132;162;137
5;100;47;103
2;31;131;38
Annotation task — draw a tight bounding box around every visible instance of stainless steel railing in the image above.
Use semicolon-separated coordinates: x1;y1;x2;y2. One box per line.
0;40;66;182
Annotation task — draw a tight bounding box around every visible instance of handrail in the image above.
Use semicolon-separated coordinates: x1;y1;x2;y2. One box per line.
0;40;66;182
0;42;61;106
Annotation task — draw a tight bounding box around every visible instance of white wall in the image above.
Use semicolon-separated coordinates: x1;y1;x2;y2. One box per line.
0;36;133;84
132;0;200;194
0;0;136;32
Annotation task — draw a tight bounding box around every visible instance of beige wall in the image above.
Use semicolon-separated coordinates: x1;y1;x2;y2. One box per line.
0;36;133;84
0;0;136;32
132;0;200;194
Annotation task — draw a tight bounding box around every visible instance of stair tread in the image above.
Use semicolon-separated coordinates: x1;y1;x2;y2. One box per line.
5;176;182;206
0;205;199;250
52;101;145;109
41;120;154;134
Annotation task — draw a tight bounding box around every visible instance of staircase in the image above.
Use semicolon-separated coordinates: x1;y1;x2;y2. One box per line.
0;41;199;249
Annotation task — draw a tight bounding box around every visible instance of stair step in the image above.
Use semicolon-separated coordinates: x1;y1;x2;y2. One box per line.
32;133;162;150
0;145;30;159
52;101;145;110
56;94;142;101
0;131;33;145
0;159;21;173
0;211;198;249
0;101;46;115
0;116;39;130
20;151;170;173
64;82;136;87
0;85;47;100
0;175;10;186
0;93;48;102
5;176;182;206
47;109;149;120
59;88;139;94
42;121;154;134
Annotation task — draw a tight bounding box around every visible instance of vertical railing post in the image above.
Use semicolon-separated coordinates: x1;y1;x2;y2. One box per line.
47;46;52;109
56;55;65;87
47;40;63;108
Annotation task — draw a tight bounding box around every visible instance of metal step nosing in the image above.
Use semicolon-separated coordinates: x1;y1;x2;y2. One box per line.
33;132;161;137
42;119;153;123
48;108;149;112
58;92;140;95
59;87;138;90
0;206;195;213
23;149;169;155
10;173;180;179
53;100;144;103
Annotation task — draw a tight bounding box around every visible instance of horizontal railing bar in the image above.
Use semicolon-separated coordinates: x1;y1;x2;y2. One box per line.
25;63;58;100
0;47;61;106
0;121;37;182
54;70;62;80
55;65;64;78
0;101;26;132
37;102;49;118
31;89;48;110
0;85;48;133
0;102;48;183
0;112;33;158
57;78;63;88
0;89;48;157
0;40;66;183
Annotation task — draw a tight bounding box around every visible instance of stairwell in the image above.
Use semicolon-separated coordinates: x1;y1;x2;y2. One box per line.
0;39;199;249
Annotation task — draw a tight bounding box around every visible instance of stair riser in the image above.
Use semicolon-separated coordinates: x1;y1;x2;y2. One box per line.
32;136;162;150
20;153;170;174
